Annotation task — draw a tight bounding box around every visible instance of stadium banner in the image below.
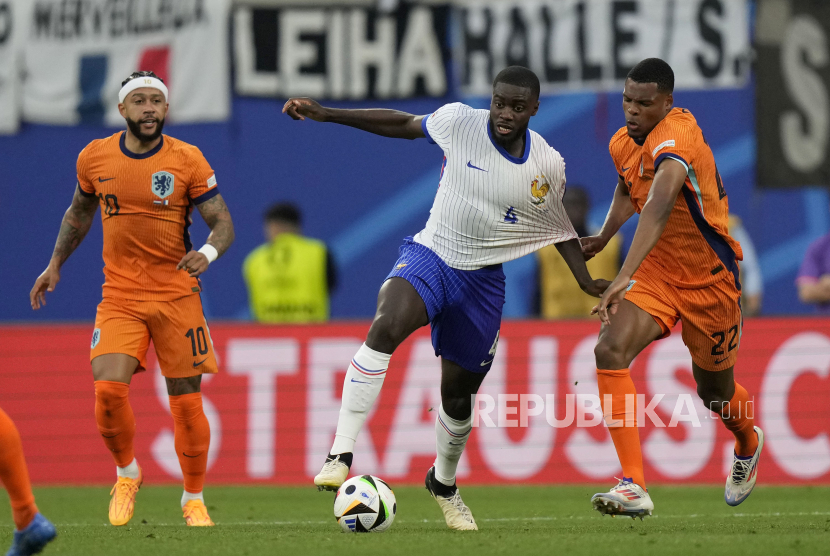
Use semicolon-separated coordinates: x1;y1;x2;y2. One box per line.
455;0;751;96
20;0;231;126
233;3;451;99
0;0;26;134
2;318;829;486
755;0;830;188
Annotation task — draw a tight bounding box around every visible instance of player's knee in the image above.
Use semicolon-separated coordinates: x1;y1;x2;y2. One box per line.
594;339;628;369
366;314;409;353
441;396;472;421
696;383;730;409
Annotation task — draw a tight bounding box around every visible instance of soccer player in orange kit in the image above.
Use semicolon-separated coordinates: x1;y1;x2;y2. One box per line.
582;59;762;518
30;71;234;527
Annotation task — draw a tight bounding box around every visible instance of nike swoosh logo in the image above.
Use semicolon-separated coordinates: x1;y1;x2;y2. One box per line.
480;359;493;367
98;177;115;182
467;161;487;172
182;452;200;458
714;357;728;365
350;378;370;384
621;166;631;172
193;358;208;367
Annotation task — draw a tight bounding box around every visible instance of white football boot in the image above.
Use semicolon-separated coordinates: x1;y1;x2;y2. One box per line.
425;467;478;531
591;478;654;520
313;454;350;491
725;426;764;506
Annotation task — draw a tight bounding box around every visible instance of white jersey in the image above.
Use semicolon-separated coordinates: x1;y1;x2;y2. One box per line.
413;102;577;270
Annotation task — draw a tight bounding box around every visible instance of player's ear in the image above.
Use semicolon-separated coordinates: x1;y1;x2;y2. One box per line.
118;103;127;118
531;99;539;116
665;92;673;112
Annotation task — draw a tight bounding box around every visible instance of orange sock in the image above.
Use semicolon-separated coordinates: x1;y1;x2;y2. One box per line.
597;368;646;488
0;407;38;530
717;382;758;457
94;381;136;467
169;393;210;494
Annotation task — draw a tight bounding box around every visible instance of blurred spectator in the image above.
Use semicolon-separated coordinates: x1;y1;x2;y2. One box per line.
729;214;763;316
536;186;621;318
796;226;830;314
243;203;337;323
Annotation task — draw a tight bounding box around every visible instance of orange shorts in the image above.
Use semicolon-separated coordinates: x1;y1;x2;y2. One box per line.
624;264;742;370
90;294;218;378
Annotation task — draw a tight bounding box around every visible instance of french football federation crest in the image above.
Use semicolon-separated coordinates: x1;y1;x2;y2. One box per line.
530;175;550;206
91;328;101;349
152;171;175;199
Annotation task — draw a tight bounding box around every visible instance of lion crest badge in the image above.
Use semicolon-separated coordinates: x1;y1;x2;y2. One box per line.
530;175;550;207
152;171;175;199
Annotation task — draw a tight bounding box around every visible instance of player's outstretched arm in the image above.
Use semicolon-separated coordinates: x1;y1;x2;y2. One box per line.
282;97;426;140
30;186;99;310
581;176;636;261
177;193;235;278
595;159;688;324
554;238;611;298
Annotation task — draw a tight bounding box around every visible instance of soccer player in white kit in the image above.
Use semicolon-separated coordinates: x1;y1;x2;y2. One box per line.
284;67;609;530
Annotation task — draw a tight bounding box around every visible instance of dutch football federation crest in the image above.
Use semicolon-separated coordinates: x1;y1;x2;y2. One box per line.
152;171;175;199
91;328;101;349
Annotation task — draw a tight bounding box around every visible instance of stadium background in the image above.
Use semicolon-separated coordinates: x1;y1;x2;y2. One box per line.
1;0;829;487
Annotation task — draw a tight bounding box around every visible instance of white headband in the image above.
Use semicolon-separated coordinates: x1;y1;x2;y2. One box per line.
118;76;169;104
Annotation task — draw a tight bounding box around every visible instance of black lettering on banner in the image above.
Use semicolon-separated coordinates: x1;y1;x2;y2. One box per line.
541;6;568;83
576;1;601;81
612;1;638;79
253;8;278;73
696;0;725;78
505;7;529;69
462;8;493;86
0;2;11;46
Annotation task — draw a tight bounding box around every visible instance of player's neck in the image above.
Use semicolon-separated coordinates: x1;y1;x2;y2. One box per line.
489;121;527;158
123;129;162;155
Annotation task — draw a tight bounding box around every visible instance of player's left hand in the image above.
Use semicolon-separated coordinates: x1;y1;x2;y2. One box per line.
177;251;209;277
581;278;612;298
592;275;631;325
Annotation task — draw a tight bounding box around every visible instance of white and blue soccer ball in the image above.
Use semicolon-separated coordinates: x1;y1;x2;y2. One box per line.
333;475;397;533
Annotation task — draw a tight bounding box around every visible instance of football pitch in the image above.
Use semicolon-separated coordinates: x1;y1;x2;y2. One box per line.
0;485;826;555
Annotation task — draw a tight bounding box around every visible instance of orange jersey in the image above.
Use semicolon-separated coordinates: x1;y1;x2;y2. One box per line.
609;107;743;289
77;132;219;301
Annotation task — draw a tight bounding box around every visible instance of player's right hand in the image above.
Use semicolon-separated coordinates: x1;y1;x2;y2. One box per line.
580;235;606;261
282;98;327;121
30;265;60;310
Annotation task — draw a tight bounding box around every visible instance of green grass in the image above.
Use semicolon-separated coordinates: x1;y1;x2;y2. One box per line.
0;485;827;555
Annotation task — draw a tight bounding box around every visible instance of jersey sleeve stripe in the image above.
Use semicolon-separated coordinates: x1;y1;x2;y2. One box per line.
77;182;96;197
421;115;436;144
192;187;220;205
654;152;689;171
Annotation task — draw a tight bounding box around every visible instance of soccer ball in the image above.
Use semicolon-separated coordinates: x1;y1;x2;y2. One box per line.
333;475;397;533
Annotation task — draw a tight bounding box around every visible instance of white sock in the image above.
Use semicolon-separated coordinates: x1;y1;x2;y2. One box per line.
181;490;204;508
434;405;472;486
116;458;140;480
330;343;390;455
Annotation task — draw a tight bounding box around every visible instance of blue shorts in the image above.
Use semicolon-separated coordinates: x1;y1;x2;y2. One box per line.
385;238;505;373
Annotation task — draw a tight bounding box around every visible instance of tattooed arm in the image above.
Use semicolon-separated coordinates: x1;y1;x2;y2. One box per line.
177;193;235;277
30;185;99;309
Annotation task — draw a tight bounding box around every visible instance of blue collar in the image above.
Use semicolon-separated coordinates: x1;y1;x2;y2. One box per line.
487;121;531;164
120;132;164;159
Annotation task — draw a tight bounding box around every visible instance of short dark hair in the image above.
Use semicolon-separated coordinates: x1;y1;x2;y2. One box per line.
627;58;674;93
121;70;165;88
265;203;301;227
492;66;541;99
